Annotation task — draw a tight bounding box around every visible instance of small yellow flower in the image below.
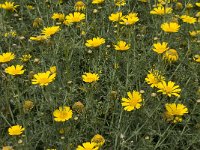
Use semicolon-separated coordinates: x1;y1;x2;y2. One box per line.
53;106;73;122
114;0;126;6
41;26;60;36
150;6;172;15
145;69;165;88
8;125;25;136
157;81;181;97
5;65;25;76
121;90;143;111
152;42;169;54
186;3;193;9
2;146;14;150
120;12;139;25
33;18;43;28
76;142;99;150
0;52;15;63
164;103;188;123
92;0;104;4
30;35;49;41
163;49;179;62
114;41;130;51
82;72;99;83
193;55;200;63
109;12;123;22
52;13;65;22
1;2;19;12
74;1;86;11
91;134;105;147
20;54;32;62
64;12;85;25
85;37;105;48
32;71;56;86
180;15;196;24
161;22;180;33
50;66;57;74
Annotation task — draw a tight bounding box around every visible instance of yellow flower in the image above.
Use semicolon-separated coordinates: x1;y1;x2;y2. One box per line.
32;71;56;86
114;41;130;51
121;90;143;111
161;22;180;33
53;106;73;122
189;30;200;37
114;0;126;6
2;146;14;150
152;42;169;54
30;35;49;41
145;69;165;88
1;2;19;12
8;125;25;136
20;54;32;62
196;3;200;7
64;12;85;25
164;103;188;123
175;2;183;10
0;52;15;63
163;49;178;62
85;37;105;48
120;12;139;25
157;81;181;97
186;3;193;9
92;0;104;4
4;31;17;37
74;1;86;11
50;66;57;74
5;65;25;76
193;55;200;63
91;134;105;147
33;18;43;28
82;72;99;83
51;13;65;22
41;26;60;36
109;12;123;22
180;15;197;24
76;142;99;150
150;6;172;15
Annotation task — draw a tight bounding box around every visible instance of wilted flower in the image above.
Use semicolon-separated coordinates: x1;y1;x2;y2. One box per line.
30;35;49;41
52;13;65;22
114;0;126;6
91;134;105;147
23;100;34;112
163;49;179;62
74;1;86;11
72;101;84;113
32;18;43;28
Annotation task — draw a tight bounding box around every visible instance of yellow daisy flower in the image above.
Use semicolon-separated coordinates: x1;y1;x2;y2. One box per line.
76;142;99;150
109;12;123;22
8;125;25;136
5;65;25;76
1;2;19;12
85;37;105;48
180;15;197;24
64;12;85;25
152;42;169;54
32;71;56;86
0;52;15;63
161;22;180;33
53;106;73;122
82;72;99;83
150;6;172;15
41;26;60;36
114;41;130;51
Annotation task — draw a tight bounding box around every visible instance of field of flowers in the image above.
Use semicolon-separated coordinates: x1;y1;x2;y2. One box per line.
0;0;200;149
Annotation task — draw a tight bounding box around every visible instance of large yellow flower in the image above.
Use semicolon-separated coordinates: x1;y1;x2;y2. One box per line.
121;91;143;111
53;106;73;122
32;71;56;86
164;103;188;123
145;69;165;88
152;42;169;54
8;125;25;136
85;37;105;48
109;12;123;22
64;12;85;25
5;65;25;76
157;81;181;97
41;26;60;36
0;52;15;63
82;72;99;83
150;6;172;15
120;13;139;25
163;49;179;62
114;41;130;51
1;2;19;12
76;142;99;150
161;22;180;33
180;15;196;24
